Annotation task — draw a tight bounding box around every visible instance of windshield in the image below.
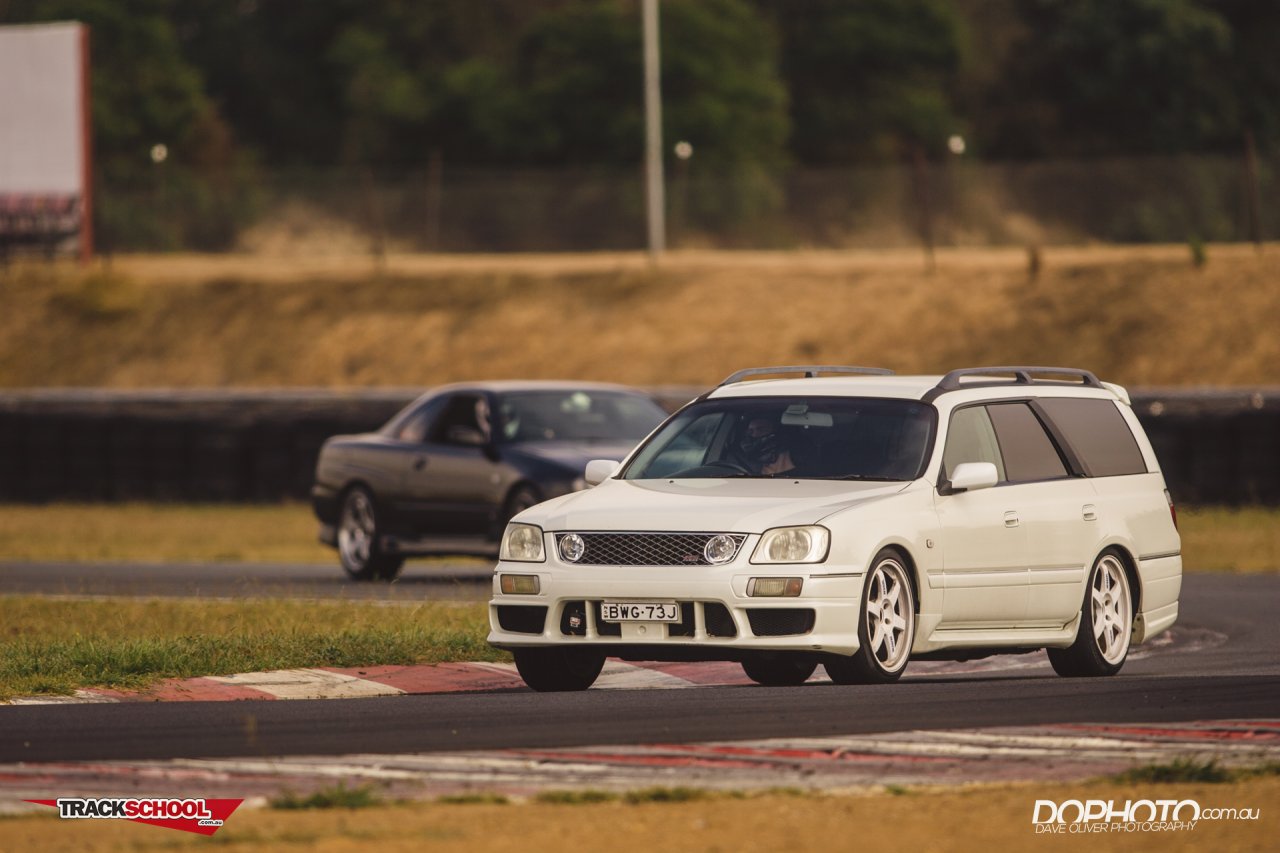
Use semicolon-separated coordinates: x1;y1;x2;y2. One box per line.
496;391;667;443
621;396;936;480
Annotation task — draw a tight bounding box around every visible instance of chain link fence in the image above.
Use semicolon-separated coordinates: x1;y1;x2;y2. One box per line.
87;155;1276;255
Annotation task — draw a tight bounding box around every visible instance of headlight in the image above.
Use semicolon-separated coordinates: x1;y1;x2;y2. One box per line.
750;526;830;564
500;523;545;562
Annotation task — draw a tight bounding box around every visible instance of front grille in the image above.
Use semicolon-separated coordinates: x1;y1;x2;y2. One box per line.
703;603;738;637
496;605;547;635
557;532;748;566
747;608;816;637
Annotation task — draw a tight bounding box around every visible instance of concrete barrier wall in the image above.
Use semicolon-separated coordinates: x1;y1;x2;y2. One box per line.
0;386;1276;505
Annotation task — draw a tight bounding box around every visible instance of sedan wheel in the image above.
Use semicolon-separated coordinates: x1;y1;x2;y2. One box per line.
741;656;818;687
1049;550;1133;677
337;487;404;581
825;550;916;684
513;647;605;692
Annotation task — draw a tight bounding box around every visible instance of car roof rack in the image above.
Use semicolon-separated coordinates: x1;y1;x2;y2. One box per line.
923;366;1103;402
718;365;895;387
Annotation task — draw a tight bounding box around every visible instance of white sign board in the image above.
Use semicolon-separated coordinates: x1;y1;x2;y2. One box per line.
0;21;90;258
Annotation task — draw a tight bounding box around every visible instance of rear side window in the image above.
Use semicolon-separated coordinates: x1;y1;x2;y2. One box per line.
986;403;1068;483
1038;398;1147;477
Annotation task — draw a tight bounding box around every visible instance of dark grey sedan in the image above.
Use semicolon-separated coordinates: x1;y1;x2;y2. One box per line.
312;382;668;579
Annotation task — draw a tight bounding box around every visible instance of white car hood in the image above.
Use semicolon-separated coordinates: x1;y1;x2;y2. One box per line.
524;478;910;533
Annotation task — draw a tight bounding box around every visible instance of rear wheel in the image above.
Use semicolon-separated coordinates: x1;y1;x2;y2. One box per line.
513;647;606;692
1048;550;1133;677
741;656;817;687
825;549;916;685
337;486;404;581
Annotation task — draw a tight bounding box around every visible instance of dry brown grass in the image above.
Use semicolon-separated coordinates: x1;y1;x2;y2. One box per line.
1;245;1277;388
0;503;1273;572
0;503;329;564
1;778;1276;852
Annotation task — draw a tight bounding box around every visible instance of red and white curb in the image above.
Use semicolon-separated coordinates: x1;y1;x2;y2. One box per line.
1;719;1276;807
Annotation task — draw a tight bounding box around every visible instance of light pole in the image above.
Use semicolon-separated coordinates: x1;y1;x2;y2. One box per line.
642;0;665;257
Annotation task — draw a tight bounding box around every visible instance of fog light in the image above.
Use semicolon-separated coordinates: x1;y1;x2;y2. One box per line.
703;534;738;564
748;577;803;597
559;533;586;563
500;574;540;595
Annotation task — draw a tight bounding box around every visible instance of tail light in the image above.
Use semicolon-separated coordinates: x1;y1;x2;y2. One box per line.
1165;489;1178;531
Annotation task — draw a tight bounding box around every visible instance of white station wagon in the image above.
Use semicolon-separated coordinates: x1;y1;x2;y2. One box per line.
487;366;1182;691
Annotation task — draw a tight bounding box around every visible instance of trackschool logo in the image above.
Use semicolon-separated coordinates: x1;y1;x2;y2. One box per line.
1032;799;1262;834
24;798;244;836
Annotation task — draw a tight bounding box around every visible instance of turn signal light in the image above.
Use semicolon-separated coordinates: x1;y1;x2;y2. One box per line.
500;574;540;595
747;577;803;597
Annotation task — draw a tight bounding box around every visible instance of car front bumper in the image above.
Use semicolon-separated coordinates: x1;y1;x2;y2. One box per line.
486;557;868;658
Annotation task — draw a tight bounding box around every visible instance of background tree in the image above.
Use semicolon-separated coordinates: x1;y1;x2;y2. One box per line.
757;0;966;162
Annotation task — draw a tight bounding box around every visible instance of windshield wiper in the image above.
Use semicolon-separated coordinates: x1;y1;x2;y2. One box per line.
833;474;900;481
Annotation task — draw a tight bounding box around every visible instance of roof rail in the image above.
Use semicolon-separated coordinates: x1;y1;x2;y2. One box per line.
923;366;1103;402
718;365;895;387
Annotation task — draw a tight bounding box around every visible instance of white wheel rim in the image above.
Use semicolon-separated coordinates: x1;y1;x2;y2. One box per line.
1091;555;1132;664
338;492;375;568
865;559;913;671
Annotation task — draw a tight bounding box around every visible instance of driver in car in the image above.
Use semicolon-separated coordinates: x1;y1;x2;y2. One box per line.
737;417;797;476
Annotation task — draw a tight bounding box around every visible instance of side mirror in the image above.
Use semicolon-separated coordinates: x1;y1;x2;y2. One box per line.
446;425;488;447
940;461;999;495
584;459;621;486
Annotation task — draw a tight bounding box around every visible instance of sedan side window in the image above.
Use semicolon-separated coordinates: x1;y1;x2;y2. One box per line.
428;394;491;446
942;405;1006;482
395;397;448;443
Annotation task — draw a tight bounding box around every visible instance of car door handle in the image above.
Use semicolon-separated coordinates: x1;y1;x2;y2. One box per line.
412;457;428;471
1083;504;1097;521
1004;511;1020;528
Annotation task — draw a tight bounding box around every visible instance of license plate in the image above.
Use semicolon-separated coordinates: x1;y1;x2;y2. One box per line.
600;601;681;623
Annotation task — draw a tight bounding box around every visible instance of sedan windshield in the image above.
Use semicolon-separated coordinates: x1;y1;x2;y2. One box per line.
496;391;667;443
622;397;936;480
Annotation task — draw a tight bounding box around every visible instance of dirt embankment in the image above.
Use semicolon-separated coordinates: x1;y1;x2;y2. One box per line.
1;245;1276;388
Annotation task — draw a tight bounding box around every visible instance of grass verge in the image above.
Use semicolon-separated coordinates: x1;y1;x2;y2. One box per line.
0;597;502;700
271;784;383;811
1112;758;1280;785
0;502;330;565
1;503;1276;572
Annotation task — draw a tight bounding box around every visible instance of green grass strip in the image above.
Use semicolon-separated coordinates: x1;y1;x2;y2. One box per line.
0;597;504;699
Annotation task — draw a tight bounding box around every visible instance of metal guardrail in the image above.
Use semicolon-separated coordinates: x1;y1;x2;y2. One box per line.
0;386;1276;505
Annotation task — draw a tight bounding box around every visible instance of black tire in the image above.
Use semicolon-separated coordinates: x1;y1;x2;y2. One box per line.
513;647;606;692
741;656;818;687
493;485;543;539
506;484;542;519
825;548;916;685
337;486;404;581
1048;549;1133;678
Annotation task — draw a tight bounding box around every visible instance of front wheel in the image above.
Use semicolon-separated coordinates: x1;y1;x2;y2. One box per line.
513;647;606;692
741;656;817;686
337;487;404;581
1048;550;1133;677
825;550;916;685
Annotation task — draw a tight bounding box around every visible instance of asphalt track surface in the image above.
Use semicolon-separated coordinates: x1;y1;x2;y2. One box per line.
2;573;1277;764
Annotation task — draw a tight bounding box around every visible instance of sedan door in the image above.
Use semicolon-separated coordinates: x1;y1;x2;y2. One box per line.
399;392;506;536
934;405;1029;628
